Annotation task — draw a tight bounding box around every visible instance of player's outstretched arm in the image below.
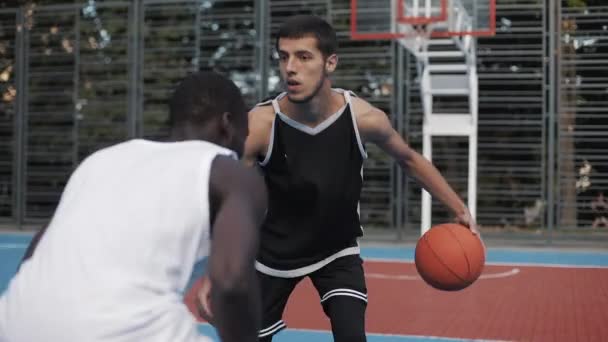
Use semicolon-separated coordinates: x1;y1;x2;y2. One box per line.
354;99;478;234
207;155;268;341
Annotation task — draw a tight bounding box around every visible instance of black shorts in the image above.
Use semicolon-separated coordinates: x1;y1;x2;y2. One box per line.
257;254;367;338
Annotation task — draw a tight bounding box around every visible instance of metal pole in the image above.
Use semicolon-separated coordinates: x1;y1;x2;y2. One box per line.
395;43;405;240
127;0;140;138
22;7;30;228
194;3;201;71
13;8;26;229
546;0;558;243
400;48;412;238
390;41;397;240
137;0;145;137
72;8;81;168
255;0;269;102
540;0;548;236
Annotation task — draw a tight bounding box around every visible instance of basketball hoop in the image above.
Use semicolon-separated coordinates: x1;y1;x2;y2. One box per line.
350;0;496;44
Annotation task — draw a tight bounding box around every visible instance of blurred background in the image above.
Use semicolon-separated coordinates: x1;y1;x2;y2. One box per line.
0;0;607;247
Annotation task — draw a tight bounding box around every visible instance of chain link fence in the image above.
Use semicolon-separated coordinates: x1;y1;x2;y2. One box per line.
1;0;607;241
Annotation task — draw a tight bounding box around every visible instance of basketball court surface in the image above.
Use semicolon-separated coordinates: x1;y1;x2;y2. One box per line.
2;232;607;341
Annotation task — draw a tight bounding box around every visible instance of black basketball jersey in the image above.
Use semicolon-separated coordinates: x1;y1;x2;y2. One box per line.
255;89;367;276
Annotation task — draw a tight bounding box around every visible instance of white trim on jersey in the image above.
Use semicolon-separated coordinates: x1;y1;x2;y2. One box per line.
255;246;361;278
259;115;276;167
343;90;368;159
358;165;364;235
270;92;348;136
271;97;282;114
276;106;347;136
256;98;274;107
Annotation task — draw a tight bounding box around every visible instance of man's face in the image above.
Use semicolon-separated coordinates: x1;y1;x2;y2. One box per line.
277;36;336;103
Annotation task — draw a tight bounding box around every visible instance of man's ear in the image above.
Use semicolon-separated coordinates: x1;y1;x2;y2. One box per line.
220;112;234;144
325;54;338;74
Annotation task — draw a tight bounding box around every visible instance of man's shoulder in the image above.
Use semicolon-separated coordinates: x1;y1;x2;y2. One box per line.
211;154;265;191
249;100;276;126
253;92;284;108
246;98;276;158
348;93;379;119
346;93;392;143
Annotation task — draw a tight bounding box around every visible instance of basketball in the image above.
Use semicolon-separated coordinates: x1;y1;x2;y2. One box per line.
415;223;486;291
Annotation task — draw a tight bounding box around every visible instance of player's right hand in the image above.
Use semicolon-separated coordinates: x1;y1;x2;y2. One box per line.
454;208;480;236
196;275;214;325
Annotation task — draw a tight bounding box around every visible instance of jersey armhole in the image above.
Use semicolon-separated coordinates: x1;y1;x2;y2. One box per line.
344;91;368;159
201;150;236;238
258;115;276;166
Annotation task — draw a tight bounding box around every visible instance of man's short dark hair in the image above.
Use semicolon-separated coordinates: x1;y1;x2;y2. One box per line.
169;71;246;127
275;15;337;57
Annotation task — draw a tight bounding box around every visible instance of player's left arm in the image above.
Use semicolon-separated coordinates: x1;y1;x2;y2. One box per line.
354;99;478;234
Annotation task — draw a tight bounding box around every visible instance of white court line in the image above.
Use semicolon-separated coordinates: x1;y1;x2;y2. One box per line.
364;257;608;269
482;261;608;269
0;243;28;250
366;268;520;281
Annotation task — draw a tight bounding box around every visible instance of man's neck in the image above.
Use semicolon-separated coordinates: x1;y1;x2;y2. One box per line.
169;123;218;144
283;81;344;125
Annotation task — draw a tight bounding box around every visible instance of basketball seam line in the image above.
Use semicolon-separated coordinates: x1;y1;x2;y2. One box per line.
422;233;468;285
445;225;473;281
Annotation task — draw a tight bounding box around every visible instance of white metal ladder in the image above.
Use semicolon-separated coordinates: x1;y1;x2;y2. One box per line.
396;0;478;235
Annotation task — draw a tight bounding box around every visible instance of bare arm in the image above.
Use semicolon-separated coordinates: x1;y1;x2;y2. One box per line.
242;106;274;167
356;101;477;233
206;155;267;342
196;107;273;325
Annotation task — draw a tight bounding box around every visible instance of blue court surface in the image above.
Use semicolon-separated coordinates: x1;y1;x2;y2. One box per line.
1;232;607;341
197;324;494;342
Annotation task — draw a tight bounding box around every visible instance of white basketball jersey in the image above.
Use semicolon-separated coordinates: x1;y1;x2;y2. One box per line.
0;139;235;342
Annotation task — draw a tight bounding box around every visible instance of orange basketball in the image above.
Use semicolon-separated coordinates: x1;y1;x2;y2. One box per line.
415;223;486;291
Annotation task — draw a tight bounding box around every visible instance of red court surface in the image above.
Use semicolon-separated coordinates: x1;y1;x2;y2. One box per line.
186;260;608;341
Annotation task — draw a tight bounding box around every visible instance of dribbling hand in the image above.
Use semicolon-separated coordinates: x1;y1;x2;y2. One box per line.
454;208;480;236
